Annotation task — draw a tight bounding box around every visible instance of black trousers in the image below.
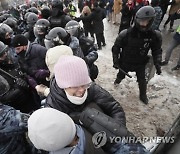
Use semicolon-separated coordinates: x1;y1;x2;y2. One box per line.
116;63;146;83
95;32;105;48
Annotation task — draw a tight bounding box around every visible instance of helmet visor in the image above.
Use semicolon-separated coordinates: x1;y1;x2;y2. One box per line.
65;25;79;36
44;38;55;49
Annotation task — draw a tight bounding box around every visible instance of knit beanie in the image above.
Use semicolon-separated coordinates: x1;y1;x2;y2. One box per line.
45;45;73;79
54;55;91;88
12;34;28;47
28;108;76;152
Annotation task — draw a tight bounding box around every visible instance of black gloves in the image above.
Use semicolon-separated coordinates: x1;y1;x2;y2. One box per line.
113;54;120;69
155;65;162;75
113;63;119;69
27;76;38;89
34;69;50;79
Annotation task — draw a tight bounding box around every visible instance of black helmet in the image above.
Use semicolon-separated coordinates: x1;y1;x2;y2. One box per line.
0;75;10;96
65;20;82;38
0;41;12;65
151;0;160;7
51;0;63;9
3;17;18;32
41;6;51;19
27;7;39;15
0;41;8;57
0;23;13;44
44;27;70;49
0;13;11;22
135;6;155;32
34;19;50;39
24;12;31;20
26;12;38;27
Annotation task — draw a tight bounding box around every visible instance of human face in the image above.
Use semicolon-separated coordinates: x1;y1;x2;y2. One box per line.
0;52;7;62
64;83;91;97
139;19;149;26
5;32;12;39
14;46;26;54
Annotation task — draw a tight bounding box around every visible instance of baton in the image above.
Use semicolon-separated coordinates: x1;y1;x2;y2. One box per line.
119;67;132;78
0;68;16;80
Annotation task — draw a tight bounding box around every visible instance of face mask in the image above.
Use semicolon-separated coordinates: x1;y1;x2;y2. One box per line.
65;89;88;105
4;38;11;45
18;50;26;58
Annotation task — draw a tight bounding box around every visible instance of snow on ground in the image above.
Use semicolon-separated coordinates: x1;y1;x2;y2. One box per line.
95;17;180;138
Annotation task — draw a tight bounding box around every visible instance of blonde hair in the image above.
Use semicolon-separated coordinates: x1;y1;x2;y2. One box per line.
82;6;91;15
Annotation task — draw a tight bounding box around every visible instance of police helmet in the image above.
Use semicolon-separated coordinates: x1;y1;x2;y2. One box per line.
0;75;10;96
45;27;70;49
51;0;63;9
135;6;155;32
41;6;51;19
0;13;11;22
3;17;18;32
34;19;50;39
27;7;39;15
0;23;13;42
26;12;38;26
65;20;81;38
0;41;8;57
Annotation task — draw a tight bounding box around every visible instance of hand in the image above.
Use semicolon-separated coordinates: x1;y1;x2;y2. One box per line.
155;65;162;75
27;76;37;88
16;78;29;89
35;69;50;79
113;63;119;69
35;84;48;96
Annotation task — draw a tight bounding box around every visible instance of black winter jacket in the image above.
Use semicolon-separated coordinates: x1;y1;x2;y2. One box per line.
46;78;126;126
79;7;106;34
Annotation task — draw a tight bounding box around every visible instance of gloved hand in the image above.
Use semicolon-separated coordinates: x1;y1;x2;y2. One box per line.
16;78;29;89
112;53;120;69
113;63;119;69
34;69;50;79
27;76;37;89
155;65;162;75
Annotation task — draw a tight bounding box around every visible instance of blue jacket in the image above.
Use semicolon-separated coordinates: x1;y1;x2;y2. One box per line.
0;104;31;154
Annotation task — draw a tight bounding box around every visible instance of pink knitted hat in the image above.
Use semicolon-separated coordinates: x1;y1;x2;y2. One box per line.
54;55;92;88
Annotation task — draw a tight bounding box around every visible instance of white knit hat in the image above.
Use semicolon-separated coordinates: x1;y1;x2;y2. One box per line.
54;55;92;89
45;45;73;79
28;108;76;151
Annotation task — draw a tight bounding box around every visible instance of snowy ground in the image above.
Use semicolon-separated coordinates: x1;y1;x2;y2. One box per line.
94;16;180;138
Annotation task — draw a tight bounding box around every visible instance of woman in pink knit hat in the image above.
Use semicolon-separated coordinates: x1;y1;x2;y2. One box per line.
45;55;126;126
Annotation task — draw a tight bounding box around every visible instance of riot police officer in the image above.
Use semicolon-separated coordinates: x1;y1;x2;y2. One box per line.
0;41;41;113
34;18;50;47
48;0;71;28
24;12;38;42
112;6;162;104
0;23;14;46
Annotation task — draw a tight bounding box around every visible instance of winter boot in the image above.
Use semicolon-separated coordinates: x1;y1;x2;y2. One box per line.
160;60;168;66
114;78;122;85
171;65;180;71
138;81;148;104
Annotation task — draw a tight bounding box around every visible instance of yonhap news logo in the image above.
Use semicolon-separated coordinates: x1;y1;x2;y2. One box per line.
92;131;107;148
92;131;175;148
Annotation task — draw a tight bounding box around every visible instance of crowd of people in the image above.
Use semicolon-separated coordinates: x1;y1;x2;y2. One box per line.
0;0;179;153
